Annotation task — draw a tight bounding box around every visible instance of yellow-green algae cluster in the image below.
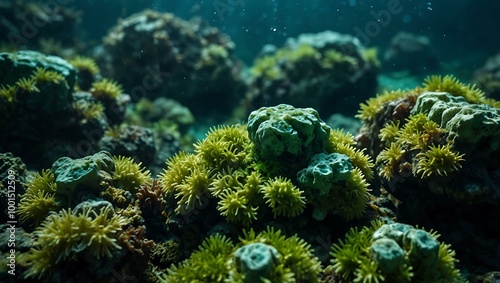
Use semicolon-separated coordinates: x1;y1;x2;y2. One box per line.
329;220;465;283
358;75;500;189
17;151;153;280
159;104;374;224
160;227;322;283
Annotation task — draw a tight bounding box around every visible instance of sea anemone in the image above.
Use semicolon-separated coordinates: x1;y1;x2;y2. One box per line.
91;78;123;100
112;156;152;192
260;176;305;218
24;206;128;279
414;144;465;178
217;189;258;225
18;169;58;226
31;67;65;84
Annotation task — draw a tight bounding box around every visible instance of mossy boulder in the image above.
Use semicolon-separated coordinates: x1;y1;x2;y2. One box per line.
411;91;500;150
0;50;76;89
247;104;330;167
52;151;114;194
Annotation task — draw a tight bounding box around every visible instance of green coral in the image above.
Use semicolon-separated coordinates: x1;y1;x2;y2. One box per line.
297;153;370;220
330;221;465;283
51;151;114;194
160;227;322;283
247;104;330;168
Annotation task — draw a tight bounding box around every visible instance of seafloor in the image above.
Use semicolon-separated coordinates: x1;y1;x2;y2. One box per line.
0;1;499;283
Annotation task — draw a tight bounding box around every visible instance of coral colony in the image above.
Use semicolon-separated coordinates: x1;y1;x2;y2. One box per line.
0;5;500;283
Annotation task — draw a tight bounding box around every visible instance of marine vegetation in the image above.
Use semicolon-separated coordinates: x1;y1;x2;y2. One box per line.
23;206;129;279
18;169;59;226
160;227;322;283
112;155;152;192
376;113;465;180
91;78;123;100
329;221;465;283
159;105;374;224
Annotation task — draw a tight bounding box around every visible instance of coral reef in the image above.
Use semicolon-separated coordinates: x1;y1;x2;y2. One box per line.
247;31;378;117
101;10;246;119
160;227;322;283
383;32;438;74
356;75;500;275
0;50;127;168
0;0;83;55
329;221;465;282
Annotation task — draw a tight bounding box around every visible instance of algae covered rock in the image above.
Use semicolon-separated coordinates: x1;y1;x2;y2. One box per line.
0;50;76;88
247;30;378;117
52;151;114;194
101;10;245;119
247;104;330;165
411;91;500;150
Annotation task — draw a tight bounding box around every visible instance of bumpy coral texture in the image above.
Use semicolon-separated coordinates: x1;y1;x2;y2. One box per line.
160;227;322;283
330;221;465;283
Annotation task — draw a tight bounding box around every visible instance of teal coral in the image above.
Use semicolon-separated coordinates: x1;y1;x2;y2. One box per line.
330;221;465;283
247;104;330;168
160;227;322;283
51;151;114;194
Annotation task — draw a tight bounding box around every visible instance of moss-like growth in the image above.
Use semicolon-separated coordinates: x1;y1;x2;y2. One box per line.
160;227;322;283
423;75;485;104
19;169;59;226
376;113;464;180
330;221;465;283
112;156;152;192
260;176;305;218
91;78;123;100
24;206;129;279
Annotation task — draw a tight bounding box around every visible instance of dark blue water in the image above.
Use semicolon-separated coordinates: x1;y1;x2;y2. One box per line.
74;0;500;64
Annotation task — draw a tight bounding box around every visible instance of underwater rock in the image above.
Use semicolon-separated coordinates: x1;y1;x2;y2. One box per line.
0;50;76;87
356;76;500;276
101;10;246;119
0;1;83;54
247;30;378;117
473;52;500;100
99;125;156;166
0;51;119;168
383;32;438;74
52;150;114;194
